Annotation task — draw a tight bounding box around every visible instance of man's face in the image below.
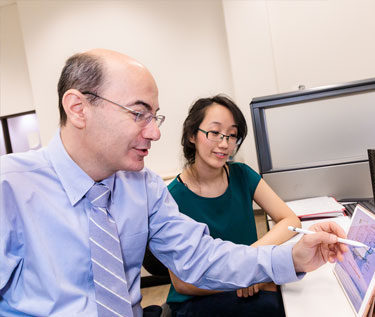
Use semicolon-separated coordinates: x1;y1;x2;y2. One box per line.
84;64;161;176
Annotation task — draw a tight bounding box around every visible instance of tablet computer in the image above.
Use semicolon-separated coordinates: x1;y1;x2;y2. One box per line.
334;205;375;317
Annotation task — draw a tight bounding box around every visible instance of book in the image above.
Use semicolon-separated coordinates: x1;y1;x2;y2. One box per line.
286;196;345;220
333;204;375;317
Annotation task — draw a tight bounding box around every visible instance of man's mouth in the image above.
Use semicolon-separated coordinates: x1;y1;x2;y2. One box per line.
134;148;149;157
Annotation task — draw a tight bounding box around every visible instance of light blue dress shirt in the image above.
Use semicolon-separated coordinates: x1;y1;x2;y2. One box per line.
0;132;300;316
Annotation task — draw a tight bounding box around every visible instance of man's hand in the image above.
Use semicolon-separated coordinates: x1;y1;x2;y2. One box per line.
292;221;349;273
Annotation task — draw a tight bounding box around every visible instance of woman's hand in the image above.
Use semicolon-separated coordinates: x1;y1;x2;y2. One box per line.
236;282;277;297
236;285;259;297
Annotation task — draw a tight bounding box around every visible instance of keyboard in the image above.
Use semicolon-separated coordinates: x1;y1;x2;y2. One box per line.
342;199;375;217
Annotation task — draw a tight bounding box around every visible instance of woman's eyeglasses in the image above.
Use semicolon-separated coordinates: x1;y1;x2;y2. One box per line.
198;128;241;145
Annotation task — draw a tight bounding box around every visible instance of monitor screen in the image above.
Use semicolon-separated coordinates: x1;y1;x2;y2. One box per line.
250;78;375;201
265;91;375;171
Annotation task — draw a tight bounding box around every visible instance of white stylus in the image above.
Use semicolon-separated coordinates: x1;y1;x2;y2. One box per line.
288;226;370;249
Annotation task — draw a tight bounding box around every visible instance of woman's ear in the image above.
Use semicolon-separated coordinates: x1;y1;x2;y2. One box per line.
230;146;239;158
189;134;196;144
62;89;86;129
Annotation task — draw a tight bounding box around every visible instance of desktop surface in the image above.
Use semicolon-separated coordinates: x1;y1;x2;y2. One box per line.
280;216;355;317
282;262;354;317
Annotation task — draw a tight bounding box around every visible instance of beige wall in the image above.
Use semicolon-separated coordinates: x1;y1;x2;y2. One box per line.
16;0;234;176
1;0;375;176
222;0;375;170
0;3;33;117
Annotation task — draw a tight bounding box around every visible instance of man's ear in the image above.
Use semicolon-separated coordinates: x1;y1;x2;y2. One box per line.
62;89;87;129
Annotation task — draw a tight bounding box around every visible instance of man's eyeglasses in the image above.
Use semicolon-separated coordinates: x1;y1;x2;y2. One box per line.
82;91;165;128
198;128;242;145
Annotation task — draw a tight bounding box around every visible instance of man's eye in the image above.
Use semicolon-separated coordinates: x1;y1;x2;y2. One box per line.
129;111;140;118
130;111;146;120
230;134;238;138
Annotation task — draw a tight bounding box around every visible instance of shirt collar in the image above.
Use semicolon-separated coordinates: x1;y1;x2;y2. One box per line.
46;131;115;206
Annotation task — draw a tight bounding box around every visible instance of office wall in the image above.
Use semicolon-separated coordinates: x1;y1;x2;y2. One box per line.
2;0;375;177
222;0;279;169
0;3;33;117
222;0;375;170
15;0;234;176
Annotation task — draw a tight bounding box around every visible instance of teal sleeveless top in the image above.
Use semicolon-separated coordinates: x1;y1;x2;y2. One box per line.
166;162;261;303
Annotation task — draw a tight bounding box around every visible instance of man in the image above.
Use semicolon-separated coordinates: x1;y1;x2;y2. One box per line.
0;49;347;316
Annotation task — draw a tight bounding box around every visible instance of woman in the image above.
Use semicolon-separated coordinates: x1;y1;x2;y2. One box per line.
166;95;301;316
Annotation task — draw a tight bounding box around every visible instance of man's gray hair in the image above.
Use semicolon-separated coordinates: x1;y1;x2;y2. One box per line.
57;52;104;126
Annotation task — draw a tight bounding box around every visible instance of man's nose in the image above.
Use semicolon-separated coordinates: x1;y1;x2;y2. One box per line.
142;119;161;141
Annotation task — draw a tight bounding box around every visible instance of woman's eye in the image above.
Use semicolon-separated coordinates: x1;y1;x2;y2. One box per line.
210;131;220;135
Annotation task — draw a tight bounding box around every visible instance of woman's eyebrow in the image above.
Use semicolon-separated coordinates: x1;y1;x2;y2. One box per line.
208;122;238;128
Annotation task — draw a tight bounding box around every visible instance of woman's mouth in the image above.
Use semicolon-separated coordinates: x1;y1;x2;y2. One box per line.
213;152;227;159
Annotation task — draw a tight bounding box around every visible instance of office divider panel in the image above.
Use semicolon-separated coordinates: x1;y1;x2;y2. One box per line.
250;78;375;201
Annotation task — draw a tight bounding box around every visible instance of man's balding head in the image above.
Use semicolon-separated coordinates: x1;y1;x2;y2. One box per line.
58;49;160;179
57;49;151;126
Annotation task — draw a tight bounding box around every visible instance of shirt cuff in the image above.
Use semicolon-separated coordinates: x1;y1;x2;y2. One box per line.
271;244;305;285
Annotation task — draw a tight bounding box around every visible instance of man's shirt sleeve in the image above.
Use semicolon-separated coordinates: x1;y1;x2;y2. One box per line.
145;170;301;289
0;168;24;290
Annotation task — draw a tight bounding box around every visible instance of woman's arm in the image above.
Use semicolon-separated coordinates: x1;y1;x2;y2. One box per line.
251;179;301;247
169;269;222;296
168;179;300;296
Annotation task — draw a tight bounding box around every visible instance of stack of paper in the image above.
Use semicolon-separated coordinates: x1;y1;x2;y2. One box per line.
286;196;345;220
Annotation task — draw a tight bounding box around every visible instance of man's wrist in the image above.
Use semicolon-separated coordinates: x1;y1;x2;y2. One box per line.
271;244;301;284
291;244;304;273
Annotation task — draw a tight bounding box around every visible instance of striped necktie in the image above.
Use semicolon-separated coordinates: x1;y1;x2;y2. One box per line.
86;183;133;317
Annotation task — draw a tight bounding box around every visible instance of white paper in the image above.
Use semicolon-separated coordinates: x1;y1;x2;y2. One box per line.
286;196;344;217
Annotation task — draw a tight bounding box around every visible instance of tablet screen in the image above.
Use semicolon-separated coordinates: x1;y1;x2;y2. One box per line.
334;205;375;316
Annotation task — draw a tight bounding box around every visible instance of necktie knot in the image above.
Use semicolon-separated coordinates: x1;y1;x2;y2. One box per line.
86;183;111;209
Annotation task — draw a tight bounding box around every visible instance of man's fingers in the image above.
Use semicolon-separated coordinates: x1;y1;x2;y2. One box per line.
339;243;349;254
336;250;345;262
303;228;349;260
292;221;349;273
302;231;337;247
310;222;347;239
328;243;336;252
237;289;242;297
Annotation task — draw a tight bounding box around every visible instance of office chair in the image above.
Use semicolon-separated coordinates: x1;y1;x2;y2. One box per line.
141;246;170;287
142;246;172;317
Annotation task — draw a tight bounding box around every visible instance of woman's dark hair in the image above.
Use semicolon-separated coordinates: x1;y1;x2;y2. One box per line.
182;94;247;166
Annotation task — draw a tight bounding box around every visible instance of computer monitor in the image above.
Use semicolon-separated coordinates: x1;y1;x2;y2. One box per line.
368;149;375;201
250;78;375;201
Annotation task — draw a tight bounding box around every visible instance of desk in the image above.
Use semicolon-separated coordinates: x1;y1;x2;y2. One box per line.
282;262;353;316
279;216;356;316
